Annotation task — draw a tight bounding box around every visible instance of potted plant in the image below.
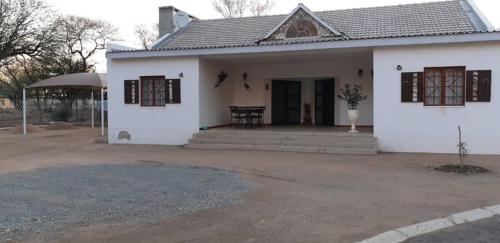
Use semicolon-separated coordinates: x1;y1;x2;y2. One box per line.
337;83;368;133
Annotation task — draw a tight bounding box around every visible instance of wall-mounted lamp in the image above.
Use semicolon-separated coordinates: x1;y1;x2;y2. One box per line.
358;69;364;78
242;73;248;81
397;65;403;71
179;73;184;78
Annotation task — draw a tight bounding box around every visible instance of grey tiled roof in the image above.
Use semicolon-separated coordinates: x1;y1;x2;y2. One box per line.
156;0;480;50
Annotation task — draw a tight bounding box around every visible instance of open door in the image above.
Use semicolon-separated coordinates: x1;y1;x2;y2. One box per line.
272;80;301;124
315;78;335;126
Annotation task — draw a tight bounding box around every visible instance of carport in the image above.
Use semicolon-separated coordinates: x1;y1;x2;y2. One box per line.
22;73;107;136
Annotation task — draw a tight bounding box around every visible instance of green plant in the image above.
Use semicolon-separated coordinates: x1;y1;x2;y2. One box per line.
457;126;469;166
337;83;368;110
50;104;72;122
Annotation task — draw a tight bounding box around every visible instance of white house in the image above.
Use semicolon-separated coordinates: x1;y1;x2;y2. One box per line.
107;0;500;155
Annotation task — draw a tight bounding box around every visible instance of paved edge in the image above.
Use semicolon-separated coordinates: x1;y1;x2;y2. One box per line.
356;204;500;243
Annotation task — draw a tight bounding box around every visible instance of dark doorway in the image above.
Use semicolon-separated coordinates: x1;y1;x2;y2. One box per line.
272;80;301;124
315;78;335;126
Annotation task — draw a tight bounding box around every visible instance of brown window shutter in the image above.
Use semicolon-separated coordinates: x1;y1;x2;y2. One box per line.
124;80;139;104
478;70;491;102
133;80;139;104
124;80;132;104
401;73;412;102
467;70;491;102
165;79;171;104
401;72;423;103
417;72;424;102
172;79;181;104
466;71;473;102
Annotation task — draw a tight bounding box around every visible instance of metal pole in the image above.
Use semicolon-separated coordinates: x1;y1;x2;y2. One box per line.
101;88;104;137
23;88;27;135
91;90;94;128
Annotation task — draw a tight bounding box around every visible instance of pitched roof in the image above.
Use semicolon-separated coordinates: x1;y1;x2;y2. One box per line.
152;0;485;51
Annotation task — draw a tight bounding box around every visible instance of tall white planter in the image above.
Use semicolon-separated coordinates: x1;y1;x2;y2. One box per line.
348;109;360;133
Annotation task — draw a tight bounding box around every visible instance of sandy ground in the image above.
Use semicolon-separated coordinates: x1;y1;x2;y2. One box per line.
1;127;500;243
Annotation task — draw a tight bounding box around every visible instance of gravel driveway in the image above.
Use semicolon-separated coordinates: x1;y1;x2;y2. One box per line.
0;163;250;241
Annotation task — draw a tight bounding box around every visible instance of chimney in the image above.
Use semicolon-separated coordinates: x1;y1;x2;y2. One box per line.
159;6;176;37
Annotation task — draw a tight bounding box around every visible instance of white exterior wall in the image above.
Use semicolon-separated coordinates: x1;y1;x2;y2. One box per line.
107;57;200;145
199;60;234;127
229;53;374;126
374;42;500;155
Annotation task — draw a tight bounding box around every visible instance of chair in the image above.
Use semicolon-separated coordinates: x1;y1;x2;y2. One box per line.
250;106;266;128
229;106;250;128
238;107;251;128
229;106;238;127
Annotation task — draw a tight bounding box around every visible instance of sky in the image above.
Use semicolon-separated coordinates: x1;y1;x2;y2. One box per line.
43;0;500;72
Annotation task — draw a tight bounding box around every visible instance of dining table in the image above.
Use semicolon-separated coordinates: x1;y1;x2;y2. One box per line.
229;106;266;129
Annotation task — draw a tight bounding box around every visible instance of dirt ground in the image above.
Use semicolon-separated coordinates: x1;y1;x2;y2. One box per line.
1;127;500;243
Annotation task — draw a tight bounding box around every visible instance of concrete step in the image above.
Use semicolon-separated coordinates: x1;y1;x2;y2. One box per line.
188;138;377;149
194;132;377;143
185;143;377;155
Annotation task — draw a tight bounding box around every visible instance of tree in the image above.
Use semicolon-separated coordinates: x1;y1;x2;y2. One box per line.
212;0;274;18
248;0;274;16
54;15;118;73
0;13;117;112
0;0;56;67
134;24;158;49
212;0;247;18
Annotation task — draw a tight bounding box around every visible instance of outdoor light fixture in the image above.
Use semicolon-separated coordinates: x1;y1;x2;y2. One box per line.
358;69;364;78
397;65;403;71
242;73;248;81
179;73;184;78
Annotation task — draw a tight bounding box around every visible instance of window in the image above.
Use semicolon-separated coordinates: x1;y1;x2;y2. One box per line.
424;67;465;106
139;76;181;107
141;76;167;107
285;19;318;38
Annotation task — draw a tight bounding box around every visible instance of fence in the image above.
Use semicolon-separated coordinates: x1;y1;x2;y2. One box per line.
0;98;101;128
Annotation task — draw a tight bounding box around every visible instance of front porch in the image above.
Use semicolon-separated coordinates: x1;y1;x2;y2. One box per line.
199;47;374;129
194;48;376;154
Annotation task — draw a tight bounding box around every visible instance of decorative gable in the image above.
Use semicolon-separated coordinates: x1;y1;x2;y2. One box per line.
262;4;342;41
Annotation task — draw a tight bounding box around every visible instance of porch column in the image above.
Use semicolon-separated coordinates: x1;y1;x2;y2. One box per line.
23;88;27;136
91;90;95;128
101;88;104;137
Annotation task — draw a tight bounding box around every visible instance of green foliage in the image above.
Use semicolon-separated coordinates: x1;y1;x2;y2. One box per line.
50;104;73;122
337;83;368;110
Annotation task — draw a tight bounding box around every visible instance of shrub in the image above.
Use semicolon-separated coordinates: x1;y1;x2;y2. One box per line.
50;105;72;122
